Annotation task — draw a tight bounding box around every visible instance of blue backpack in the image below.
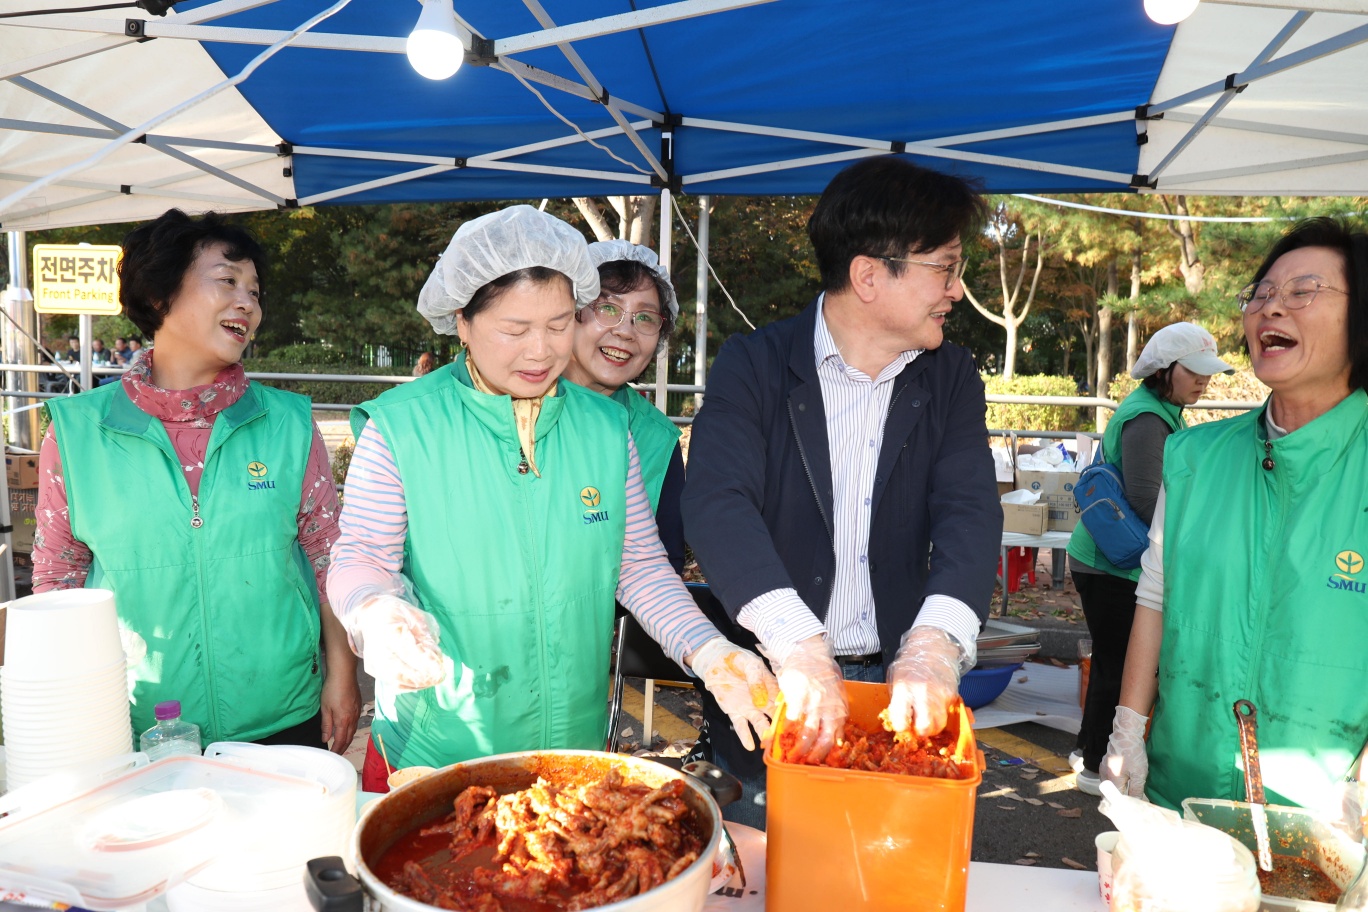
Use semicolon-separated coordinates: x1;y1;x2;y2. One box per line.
1073;447;1151;570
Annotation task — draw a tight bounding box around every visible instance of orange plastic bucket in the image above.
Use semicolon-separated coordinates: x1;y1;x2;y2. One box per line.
764;680;985;911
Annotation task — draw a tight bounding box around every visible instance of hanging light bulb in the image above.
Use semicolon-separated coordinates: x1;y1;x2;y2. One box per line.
1144;0;1200;25
407;0;463;80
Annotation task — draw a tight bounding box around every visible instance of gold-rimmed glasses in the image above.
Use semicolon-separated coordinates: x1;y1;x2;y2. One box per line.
583;299;665;336
1236;274;1348;314
874;255;968;290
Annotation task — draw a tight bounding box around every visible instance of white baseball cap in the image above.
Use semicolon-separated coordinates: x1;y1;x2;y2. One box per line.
1131;322;1235;379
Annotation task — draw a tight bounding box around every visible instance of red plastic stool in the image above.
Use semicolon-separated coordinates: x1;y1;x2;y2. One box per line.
997;546;1038;593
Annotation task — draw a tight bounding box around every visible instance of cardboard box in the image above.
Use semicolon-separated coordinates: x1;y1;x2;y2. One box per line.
8;486;37;554
5;451;39;490
1001;501;1049;535
1014;468;1081;532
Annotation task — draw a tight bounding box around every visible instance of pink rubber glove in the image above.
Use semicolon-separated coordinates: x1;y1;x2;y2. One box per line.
1102;705;1150;799
689;637;779;752
885;627;964;738
774;636;848;762
353;595;447;692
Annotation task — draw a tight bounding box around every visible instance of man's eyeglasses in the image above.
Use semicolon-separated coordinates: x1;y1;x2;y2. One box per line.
875;255;968;290
584;299;665;336
1235;275;1348;314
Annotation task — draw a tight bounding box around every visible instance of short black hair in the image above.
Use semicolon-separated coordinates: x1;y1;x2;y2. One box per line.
461;266;573;322
807;156;986;293
1249;217;1368;392
118;209;265;338
1142;366;1175;403
592;258;675;355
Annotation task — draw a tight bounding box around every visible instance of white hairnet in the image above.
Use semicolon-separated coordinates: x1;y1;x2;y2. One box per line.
416;205;599;335
586;239;679;318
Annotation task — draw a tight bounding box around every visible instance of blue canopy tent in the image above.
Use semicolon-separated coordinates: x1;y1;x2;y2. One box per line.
3;0;1367;230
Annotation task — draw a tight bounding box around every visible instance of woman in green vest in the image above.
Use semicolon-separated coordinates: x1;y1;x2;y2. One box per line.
1066;322;1232;796
327;205;777;791
563;240;685;572
35;208;360;752
1104;218;1368;816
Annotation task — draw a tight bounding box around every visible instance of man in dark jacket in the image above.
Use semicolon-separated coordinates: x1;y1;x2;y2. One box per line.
682;156;1002;828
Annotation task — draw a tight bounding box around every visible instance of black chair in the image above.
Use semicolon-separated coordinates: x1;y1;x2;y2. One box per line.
605;583;709;751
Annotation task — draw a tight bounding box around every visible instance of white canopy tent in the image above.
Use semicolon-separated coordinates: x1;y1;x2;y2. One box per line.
0;0;1366;234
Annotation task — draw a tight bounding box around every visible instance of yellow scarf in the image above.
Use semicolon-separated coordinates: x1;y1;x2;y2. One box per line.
465;356;555;478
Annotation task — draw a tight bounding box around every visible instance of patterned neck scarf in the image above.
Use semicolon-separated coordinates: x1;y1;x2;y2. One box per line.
122;351;248;426
464;355;556;478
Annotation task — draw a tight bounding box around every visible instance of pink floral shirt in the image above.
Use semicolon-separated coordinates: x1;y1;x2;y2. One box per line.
32;355;339;598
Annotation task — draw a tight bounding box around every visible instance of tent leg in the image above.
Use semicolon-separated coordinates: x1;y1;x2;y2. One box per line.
694;195;709;413
655;187;672;414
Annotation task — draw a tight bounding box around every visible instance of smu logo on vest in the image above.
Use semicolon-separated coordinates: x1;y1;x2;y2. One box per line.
1326;549;1366;595
247;460;276;491
580;486;609;525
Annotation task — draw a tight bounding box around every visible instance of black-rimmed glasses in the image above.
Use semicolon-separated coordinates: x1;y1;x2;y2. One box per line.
874;255;968;290
1236;275;1348;314
583;299;665;335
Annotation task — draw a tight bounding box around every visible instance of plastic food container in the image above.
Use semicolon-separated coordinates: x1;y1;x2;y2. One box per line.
958;662;1023;709
1182;798;1367;911
0;754;325;910
764;681;984;911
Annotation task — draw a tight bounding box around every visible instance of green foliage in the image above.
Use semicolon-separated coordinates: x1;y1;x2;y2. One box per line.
260;343;350;367
983;374;1086;431
243;357;408;406
331;441;354;490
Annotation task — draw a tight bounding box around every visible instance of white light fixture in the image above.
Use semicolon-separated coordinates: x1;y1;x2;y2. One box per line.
407;0;463;80
1144;0;1199;25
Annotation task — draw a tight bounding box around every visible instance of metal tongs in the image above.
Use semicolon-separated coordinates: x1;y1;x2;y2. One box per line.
1234;699;1274;873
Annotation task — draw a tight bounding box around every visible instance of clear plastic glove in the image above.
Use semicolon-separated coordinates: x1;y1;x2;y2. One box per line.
885;626;964;738
774;636;848;762
1102;705;1150;798
689;637;779;752
352;595;447;692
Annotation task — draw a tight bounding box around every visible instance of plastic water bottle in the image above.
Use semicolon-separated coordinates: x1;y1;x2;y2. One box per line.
139;700;202;760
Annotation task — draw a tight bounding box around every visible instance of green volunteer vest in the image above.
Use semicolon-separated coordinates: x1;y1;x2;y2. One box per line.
1067;383;1185;581
47;381;321;745
1147;389;1368;811
352;354;629;769
611;385;681;511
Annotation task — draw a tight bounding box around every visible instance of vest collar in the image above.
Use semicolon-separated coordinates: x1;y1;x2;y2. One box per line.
450;351;566;445
1257;388;1368;486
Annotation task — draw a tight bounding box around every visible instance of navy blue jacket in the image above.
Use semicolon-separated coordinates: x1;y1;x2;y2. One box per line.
682;300;1002;664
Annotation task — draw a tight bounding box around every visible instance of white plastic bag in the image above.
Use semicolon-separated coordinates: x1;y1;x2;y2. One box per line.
1100;782;1260;912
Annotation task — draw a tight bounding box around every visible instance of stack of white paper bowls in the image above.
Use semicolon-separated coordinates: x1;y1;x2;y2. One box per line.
165;743;358;911
1;589;131;790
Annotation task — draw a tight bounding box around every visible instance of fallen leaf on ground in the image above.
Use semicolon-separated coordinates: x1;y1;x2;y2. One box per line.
1057;807;1083;818
1049;658;1067;668
1013;858;1038;866
997;805;1017;811
1062;858;1088;870
1047;802;1065;809
621;727;634;738
1005;791;1025;802
1024;851;1041;858
1025;798;1044;806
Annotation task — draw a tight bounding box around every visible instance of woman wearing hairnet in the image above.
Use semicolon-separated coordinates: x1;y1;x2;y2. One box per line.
563;240;686;571
327;206;776;790
1065;322;1232;796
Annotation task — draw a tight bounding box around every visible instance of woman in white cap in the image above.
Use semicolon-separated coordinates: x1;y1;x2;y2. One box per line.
1065;321;1233;796
563;240;686;571
1104;218;1368;817
326;205;776;791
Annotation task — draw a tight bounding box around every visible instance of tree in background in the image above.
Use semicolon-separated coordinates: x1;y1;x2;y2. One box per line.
961;201;1047;380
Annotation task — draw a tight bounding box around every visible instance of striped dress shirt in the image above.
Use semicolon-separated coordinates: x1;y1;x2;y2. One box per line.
736;296;980;665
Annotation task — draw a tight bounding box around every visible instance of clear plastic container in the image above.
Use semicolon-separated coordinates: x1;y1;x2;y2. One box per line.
140;701;202;761
1111;826;1261;912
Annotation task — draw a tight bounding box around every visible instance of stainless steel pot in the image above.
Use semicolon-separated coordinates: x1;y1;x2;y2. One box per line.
305;750;738;912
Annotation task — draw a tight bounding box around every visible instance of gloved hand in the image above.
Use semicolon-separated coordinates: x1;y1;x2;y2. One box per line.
689;637;779;751
773;636;848;762
885;626;964;738
1102;705;1150;799
352;595;447;692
